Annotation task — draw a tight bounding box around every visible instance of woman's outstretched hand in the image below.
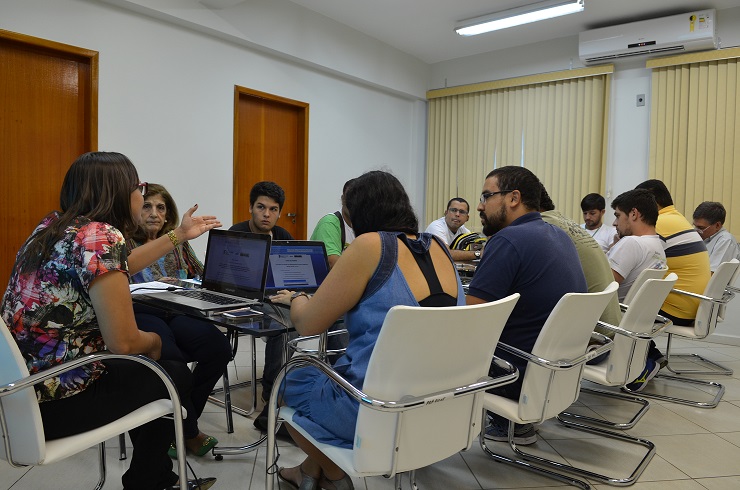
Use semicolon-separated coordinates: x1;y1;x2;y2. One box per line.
177;204;222;241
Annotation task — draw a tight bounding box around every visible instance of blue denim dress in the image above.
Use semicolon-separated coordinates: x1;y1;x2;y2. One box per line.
280;231;464;448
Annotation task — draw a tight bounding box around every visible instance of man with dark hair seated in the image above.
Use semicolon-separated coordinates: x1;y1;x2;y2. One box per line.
607;189;668;391
425;197;482;261
693;201;740;273
231;181;293;432
634;179;711;379
467;166;586;445
580;192;617;252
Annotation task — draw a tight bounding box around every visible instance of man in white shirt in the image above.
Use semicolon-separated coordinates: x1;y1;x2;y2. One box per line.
607;188;667;392
581;192;618;252
607;189;667;302
692;201;740;273
425;197;479;261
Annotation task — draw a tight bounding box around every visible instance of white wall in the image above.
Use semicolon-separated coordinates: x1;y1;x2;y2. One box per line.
1;0;428;256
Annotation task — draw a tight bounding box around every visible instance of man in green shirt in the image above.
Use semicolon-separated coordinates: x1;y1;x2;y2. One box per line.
310;179;355;269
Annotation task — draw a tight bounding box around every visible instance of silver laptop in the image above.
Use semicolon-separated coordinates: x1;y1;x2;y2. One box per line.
264;240;330;298
138;229;271;316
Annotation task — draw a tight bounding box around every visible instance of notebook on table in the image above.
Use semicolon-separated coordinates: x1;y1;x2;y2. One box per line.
136;229;271;317
264;240;330;299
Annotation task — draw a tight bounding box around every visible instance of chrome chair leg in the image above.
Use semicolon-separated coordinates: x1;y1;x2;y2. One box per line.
559;386;650;430
95;441;107;490
625;373;725;408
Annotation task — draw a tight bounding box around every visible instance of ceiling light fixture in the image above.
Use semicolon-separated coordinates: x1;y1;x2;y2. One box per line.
455;0;585;36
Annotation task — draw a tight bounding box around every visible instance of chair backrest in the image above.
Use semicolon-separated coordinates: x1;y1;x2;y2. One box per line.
694;259;739;337
607;273;677;385
518;282;618;422
353;294;520;474
0;319;46;465
718;260;740;322
623;266;668;305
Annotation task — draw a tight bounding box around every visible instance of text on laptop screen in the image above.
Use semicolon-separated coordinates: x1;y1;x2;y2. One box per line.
202;232;269;293
266;242;329;290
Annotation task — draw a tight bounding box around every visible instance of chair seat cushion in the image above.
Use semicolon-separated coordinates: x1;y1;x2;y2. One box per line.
280;407;361;476
582;364;614;386
665;324;699;339
482;395;526;424
41;399;178;465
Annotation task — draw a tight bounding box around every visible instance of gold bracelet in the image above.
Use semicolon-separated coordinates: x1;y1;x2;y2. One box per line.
167;230;180;248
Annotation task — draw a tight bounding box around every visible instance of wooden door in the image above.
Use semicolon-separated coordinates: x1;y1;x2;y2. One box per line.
0;30;98;287
233;87;308;239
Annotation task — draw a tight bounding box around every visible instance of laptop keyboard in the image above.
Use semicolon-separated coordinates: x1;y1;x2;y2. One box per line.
176;289;239;305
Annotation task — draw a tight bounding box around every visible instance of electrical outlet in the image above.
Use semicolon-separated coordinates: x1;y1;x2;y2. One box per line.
636;94;646;107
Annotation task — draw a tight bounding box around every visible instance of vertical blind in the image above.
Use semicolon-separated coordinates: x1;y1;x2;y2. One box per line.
426;67;612;231
648;48;740;236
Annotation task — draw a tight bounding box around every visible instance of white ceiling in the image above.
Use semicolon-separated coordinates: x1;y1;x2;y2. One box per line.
284;0;740;64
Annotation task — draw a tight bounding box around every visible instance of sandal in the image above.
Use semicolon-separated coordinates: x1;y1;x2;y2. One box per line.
278;465;318;490
166;435;219;459
319;473;354;490
167;442;178;459
191;435;218;457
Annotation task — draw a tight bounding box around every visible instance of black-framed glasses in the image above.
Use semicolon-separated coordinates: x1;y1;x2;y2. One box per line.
447;207;469;216
137;182;148;196
480;190;512;204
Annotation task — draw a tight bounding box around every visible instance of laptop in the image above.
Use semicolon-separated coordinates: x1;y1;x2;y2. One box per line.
137;229;271;316
264;240;330;298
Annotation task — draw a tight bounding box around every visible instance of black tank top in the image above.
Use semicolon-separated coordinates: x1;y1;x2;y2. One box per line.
398;235;457;307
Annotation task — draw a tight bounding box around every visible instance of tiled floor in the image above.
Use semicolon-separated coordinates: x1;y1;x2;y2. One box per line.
3;336;740;489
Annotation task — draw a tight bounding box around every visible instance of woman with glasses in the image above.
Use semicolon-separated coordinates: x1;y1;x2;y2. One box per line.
128;183;232;459
1;152;220;490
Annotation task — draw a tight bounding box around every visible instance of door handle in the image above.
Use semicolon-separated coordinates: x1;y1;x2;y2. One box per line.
286;212;297;224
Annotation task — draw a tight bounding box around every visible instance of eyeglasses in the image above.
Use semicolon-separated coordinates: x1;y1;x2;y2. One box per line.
694;224;710;234
447;207;469;216
137;182;148;196
480;190;512;204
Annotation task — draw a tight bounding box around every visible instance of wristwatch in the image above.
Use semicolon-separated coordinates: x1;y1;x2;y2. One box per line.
290;291;310;303
474;250;481;258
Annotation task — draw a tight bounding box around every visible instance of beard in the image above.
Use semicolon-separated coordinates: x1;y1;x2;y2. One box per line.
481;206;507;236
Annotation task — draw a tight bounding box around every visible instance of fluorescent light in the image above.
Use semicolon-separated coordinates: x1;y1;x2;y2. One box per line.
455;0;585;36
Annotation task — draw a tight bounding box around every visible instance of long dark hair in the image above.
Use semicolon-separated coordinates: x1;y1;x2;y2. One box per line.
345;170;418;236
129;182;180;243
18;152;140;273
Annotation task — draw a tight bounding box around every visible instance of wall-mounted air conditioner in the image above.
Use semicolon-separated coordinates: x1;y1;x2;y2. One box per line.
579;10;717;65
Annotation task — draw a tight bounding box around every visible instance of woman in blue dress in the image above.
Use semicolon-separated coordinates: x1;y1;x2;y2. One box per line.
269;171;464;490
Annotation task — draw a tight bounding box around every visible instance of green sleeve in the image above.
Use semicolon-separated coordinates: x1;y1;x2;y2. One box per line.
310;214;343;256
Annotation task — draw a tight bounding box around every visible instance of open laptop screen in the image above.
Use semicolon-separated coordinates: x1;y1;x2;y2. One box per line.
201;229;271;299
265;240;330;294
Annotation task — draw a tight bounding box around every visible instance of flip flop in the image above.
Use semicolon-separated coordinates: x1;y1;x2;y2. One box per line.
277;467;299;490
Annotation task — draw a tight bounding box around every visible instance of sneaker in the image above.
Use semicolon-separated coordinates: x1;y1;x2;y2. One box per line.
625;358;660;392
484;418;537;445
656;355;668;370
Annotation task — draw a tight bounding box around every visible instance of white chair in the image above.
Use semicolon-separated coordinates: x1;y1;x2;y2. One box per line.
481;282;655;487
0;320;188;490
717;262;740;322
622;266;668;305
265;295;522;490
662;259;739;377
560;273;677;430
